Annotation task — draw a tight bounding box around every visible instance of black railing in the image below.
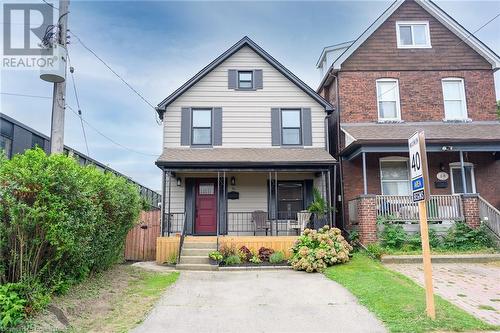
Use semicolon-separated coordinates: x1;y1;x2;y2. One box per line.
163;212;185;236
227;211;302;235
177;214;188;265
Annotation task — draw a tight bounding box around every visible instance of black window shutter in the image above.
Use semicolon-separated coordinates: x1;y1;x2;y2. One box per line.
271;108;281;146
301;107;312;146
254;69;263;89
213;107;223;146
180;107;191;146
228;70;237;89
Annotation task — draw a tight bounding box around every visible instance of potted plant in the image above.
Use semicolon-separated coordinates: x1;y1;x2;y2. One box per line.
208;250;223;265
307;188;333;229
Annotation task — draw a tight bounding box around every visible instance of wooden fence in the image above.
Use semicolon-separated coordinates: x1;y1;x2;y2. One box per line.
124;210;161;261
219;236;298;259
156;237;181;264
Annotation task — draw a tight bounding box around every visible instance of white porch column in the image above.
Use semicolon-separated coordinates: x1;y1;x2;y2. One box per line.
460;151;468;193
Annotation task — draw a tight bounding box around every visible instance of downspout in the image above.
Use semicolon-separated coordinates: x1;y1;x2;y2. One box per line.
334;72;347;230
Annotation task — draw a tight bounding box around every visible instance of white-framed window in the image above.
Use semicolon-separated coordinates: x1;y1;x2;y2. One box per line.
396;21;431;48
191;108;212;145
442;78;468;120
380;157;410;196
376;79;401;121
238;71;253;89
281;109;302;145
449;162;476;194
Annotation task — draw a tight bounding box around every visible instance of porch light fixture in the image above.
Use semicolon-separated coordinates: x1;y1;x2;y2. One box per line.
176;177;182;186
230;176;236;186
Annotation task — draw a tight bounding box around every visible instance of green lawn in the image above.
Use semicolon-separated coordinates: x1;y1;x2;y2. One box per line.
325;254;498;333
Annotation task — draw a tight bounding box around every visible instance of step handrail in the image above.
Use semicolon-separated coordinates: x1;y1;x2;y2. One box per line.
478;195;500;239
177;214;188;265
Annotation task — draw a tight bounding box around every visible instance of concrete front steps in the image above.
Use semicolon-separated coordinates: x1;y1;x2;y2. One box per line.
176;237;218;271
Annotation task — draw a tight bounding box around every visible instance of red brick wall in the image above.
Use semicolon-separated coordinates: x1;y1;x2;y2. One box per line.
462;195;480;228
342;0;491;71
357;195;378;244
338;70;497;122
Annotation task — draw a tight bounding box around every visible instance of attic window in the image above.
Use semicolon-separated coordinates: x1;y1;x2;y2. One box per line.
396;21;431;48
238;71;253;89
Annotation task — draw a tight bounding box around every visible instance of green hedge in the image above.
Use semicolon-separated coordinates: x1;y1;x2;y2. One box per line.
0;148;141;327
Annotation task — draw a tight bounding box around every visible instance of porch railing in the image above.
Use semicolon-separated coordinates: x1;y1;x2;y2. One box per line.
376;195;463;223
479;195;500;239
227;211;302;235
163;212;184;235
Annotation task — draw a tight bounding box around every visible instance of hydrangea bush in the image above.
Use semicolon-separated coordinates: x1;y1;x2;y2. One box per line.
289;226;353;273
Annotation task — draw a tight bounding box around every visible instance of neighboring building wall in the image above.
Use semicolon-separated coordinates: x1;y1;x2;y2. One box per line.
164;46;327;149
337;70;496;122
343;151;500;221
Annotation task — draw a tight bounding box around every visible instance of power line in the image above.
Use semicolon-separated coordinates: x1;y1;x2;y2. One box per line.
0;92;51;99
67;30;162;125
1;91;158;157
42;0;58;10
67;52;90;156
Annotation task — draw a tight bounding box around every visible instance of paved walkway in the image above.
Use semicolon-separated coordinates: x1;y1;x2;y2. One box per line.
133;270;386;333
385;262;500;325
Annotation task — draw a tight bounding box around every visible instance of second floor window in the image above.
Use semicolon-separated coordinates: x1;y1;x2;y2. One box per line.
442;78;467;120
238;71;253;89
192;109;212;145
396;21;431;48
376;79;401;121
281;109;302;145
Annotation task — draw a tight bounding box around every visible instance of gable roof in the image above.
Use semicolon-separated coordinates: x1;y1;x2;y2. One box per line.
156;36;334;119
315;40;354;69
318;0;500;89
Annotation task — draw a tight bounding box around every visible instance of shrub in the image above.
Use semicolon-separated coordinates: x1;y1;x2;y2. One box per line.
249;255;262;264
219;243;237;258
269;251;285;264
407;228;441;250
379;223;408;249
366;243;385;260
238;246;252;262
0;283;26;330
289;226;353;273
0;148;141;326
224;255;241;266
208;251;223;262
258;247;274;262
442;222;493;250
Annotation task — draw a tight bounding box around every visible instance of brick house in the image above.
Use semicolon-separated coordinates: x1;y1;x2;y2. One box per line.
316;0;500;244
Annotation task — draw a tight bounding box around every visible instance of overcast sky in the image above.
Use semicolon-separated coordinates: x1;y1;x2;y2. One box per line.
2;0;499;192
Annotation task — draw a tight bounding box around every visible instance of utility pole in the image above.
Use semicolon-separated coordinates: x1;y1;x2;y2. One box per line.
49;0;69;154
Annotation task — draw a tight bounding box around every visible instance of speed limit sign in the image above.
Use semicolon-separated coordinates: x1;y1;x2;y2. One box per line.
408;131;429;202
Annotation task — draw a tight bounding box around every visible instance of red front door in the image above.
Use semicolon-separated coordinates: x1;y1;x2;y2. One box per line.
195;179;217;234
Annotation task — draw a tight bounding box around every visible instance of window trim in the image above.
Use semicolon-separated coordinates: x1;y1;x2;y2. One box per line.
396;21;432;49
237;70;254;90
376;78;401;122
191;108;213;146
449;162;476;194
442;78;468;121
379;157;411;196
280;108;302;146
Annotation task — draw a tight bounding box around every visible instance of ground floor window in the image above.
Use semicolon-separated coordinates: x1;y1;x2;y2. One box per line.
0;135;12;158
450;162;476;194
277;181;304;217
380;158;410;195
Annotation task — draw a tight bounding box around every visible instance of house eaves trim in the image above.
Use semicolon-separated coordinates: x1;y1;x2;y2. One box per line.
156;36;334;119
315;40;355;68
327;0;500;74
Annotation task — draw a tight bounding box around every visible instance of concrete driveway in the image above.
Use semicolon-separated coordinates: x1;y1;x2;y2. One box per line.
132;270;386;333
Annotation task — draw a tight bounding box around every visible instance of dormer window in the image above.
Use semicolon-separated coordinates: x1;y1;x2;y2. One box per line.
396;21;431;48
238;71;253;89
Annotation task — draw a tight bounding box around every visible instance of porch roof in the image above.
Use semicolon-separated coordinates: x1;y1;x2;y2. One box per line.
156;148;336;169
341;122;500;160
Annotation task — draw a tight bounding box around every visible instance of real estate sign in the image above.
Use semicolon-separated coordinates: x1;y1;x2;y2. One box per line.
408;131;429;202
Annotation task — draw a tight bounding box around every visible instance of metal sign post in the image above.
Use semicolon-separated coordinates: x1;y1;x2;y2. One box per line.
408;131;435;319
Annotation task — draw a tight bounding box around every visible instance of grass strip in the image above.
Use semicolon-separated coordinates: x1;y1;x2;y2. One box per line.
325;254;498;333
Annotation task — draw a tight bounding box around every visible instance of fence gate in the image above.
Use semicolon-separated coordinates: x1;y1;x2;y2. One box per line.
124;210;161;261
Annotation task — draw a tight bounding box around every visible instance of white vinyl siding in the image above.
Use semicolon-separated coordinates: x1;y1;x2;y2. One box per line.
442;78;468;120
396;21;431;48
376;79;401;121
164;46;326;148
